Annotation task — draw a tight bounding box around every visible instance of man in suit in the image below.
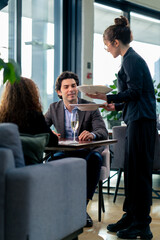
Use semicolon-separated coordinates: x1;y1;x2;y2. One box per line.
45;71;108;227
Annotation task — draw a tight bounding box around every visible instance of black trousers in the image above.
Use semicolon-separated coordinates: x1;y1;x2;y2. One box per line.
49;149;103;200
123;119;156;227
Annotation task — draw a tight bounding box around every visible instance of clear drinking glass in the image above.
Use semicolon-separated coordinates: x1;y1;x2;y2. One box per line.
71;111;79;142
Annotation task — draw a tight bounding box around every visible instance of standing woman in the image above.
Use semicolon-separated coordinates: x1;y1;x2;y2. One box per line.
87;16;156;239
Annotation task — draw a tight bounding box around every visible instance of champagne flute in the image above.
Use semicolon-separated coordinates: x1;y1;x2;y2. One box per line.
71;111;79;142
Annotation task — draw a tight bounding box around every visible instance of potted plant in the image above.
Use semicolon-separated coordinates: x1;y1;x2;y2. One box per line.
102;77;160;129
101;74;122;129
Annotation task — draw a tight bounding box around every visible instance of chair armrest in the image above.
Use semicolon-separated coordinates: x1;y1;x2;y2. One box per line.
0;148;15;240
5;157;86;240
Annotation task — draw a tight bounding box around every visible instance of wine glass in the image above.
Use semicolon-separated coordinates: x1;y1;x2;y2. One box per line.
71;111;79;142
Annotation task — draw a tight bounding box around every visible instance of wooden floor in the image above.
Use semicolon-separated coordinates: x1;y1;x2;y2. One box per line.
79;172;160;240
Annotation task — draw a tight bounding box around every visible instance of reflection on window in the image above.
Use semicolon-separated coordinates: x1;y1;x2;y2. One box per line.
131;12;160;85
131;12;160;114
0;11;8;87
47;23;54;95
94;33;121;87
93;3;122;89
22;17;32;78
131;41;160;82
22;0;54;112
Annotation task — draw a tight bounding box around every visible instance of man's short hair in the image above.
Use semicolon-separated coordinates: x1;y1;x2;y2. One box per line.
55;71;79;99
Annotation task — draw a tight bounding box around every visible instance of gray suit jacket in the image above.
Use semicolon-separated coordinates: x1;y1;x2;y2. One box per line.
45;98;108;153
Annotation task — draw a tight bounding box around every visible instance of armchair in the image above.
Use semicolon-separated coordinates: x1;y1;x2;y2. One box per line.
0;123;86;240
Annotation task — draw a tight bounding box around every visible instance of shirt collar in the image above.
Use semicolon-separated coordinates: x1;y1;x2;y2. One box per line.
64;99;79;111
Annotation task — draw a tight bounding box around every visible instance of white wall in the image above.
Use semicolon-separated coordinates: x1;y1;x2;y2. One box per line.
81;0;94;99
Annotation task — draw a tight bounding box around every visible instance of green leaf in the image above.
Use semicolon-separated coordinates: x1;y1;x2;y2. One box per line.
112;90;117;94
117;111;122;119
113;79;117;87
0;58;6;70
109;84;116;89
9;59;21;81
0;58;21;84
3;62;14;84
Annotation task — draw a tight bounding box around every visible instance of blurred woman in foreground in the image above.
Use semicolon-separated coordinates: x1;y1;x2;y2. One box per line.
0;77;58;147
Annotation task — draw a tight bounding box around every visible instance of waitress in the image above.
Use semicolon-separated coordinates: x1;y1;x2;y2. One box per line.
87;16;156;239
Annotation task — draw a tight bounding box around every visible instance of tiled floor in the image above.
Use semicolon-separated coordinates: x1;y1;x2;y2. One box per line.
79;172;160;240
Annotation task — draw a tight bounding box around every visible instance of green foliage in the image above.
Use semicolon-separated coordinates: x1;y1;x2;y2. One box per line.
153;80;160;103
101;74;122;121
0;58;21;84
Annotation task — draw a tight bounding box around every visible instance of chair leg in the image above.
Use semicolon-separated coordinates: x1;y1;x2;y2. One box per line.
101;191;105;213
99;180;105;221
113;169;122;203
107;176;110;194
98;180;102;222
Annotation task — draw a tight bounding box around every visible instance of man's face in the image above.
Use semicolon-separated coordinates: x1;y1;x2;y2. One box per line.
57;78;78;104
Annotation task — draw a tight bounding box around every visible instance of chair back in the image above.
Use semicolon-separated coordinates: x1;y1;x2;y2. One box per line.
153;130;160;171
100;146;110;180
111;125;127;169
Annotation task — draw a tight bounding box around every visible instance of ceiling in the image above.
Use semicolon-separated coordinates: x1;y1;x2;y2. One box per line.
94;3;160;45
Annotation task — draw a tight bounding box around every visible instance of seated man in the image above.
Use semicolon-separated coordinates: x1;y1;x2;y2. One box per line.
45;71;108;227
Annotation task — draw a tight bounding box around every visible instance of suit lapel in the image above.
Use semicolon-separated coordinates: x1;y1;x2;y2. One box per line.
56;101;65;138
77;98;85;136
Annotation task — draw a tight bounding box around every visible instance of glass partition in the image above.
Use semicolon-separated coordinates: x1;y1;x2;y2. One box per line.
93;3;122;89
22;0;55;112
130;12;160;113
0;5;8;94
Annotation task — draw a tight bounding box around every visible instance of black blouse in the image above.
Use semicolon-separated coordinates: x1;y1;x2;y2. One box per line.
107;47;156;124
19;111;58;147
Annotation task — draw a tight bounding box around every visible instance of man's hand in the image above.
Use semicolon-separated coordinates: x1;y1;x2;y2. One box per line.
78;130;94;141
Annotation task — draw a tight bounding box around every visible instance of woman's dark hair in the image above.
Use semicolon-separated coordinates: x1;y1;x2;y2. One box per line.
103;16;132;44
0;77;42;127
55;71;79;99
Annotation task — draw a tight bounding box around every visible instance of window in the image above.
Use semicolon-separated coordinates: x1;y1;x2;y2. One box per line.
130;12;160;113
130;12;160;84
94;2;160;111
22;0;55;112
0;6;8;88
93;3;122;90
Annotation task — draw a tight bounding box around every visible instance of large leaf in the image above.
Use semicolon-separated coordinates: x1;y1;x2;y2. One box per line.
109;84;116;89
0;58;21;84
113;79;117;88
0;58;5;70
